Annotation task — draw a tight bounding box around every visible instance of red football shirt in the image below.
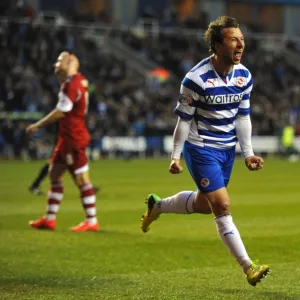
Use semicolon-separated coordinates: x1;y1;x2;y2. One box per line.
56;73;90;147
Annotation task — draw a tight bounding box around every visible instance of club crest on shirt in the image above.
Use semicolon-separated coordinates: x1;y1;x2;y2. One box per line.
235;77;245;87
179;94;193;106
201;178;210;188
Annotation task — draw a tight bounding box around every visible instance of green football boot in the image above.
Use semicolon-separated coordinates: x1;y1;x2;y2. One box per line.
141;194;161;233
246;261;270;286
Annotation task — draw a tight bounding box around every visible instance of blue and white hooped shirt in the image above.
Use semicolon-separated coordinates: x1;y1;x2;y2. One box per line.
174;56;253;150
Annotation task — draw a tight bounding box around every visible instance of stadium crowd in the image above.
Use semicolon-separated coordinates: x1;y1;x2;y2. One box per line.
0;6;300;159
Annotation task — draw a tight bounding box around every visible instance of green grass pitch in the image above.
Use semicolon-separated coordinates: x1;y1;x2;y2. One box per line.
0;158;300;300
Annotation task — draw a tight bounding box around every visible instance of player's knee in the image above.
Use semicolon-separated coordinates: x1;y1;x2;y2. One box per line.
215;202;231;214
207;199;231;216
202;208;212;214
49;172;60;182
74;177;83;187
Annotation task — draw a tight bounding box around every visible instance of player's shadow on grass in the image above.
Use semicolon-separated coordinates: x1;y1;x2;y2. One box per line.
220;289;299;300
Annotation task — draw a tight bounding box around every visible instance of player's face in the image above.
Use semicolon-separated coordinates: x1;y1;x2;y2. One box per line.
54;52;70;83
218;27;245;65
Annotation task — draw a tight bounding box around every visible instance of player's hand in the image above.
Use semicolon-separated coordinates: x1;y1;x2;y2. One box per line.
245;156;264;171
26;124;39;136
169;158;183;174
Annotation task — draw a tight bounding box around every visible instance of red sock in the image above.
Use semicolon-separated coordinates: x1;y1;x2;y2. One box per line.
80;184;97;224
46;181;63;220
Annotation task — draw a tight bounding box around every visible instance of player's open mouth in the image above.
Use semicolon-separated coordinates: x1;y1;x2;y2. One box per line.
234;52;242;60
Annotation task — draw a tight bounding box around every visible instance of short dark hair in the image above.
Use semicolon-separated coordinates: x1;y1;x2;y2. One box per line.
203;16;239;54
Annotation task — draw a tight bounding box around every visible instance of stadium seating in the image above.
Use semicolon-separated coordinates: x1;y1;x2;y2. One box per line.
0;13;300;159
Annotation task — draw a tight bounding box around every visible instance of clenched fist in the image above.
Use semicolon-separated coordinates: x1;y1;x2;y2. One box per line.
245;156;264;171
169;159;183;174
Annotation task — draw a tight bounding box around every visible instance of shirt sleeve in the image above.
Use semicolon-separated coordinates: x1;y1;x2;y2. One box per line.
56;80;79;112
171;117;192;159
174;71;205;118
238;75;253;116
235;114;254;158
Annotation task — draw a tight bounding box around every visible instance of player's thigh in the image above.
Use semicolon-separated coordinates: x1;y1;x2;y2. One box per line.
223;148;236;187
49;145;67;181
183;142;225;193
73;170;91;186
49;163;67;181
66;146;90;186
61;145;88;175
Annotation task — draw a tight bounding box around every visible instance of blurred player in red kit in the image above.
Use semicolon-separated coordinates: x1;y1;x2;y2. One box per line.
26;51;99;232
